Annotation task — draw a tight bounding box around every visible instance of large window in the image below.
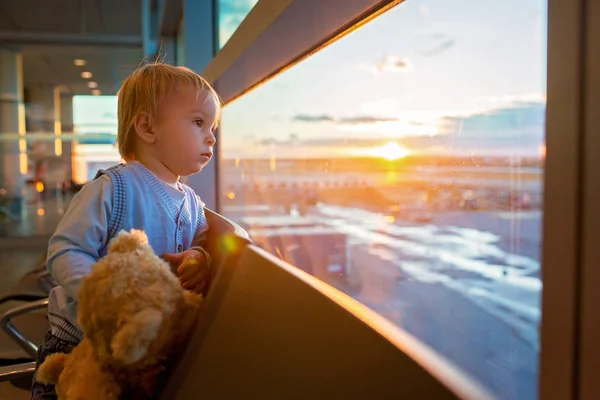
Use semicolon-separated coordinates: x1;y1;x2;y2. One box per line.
217;0;259;48
219;0;547;398
0;95;118;237
72;95;120;183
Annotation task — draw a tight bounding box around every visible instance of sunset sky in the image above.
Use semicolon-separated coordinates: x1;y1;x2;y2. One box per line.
74;0;548;160
221;0;547;159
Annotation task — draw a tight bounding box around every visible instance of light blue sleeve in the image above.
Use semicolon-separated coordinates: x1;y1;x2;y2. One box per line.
46;174;113;302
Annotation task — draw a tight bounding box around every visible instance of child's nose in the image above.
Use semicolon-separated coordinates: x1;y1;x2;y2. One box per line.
205;133;216;146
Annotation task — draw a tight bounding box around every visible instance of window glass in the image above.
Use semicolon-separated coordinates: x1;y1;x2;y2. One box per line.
176;17;186;66
0;95;118;237
217;0;259;48
72;95;120;183
220;1;547;398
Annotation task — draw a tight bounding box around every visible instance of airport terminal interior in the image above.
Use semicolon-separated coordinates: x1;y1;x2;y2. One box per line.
0;0;598;399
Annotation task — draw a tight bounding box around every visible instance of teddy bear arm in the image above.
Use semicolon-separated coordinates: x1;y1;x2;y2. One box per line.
36;352;69;385
57;364;122;400
111;308;163;365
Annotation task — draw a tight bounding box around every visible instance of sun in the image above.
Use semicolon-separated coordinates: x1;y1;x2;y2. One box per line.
344;141;411;160
371;142;411;160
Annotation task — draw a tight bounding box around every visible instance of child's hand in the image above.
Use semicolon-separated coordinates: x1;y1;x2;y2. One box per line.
162;249;210;294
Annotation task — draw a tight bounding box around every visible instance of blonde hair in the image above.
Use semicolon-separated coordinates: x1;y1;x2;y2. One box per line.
117;62;221;160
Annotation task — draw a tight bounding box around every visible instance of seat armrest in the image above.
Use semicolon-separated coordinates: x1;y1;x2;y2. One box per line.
0;362;36;383
1;299;49;359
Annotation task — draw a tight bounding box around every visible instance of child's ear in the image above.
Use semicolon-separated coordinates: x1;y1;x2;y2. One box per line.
133;112;155;144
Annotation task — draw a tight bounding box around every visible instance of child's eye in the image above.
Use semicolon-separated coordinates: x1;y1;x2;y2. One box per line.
194;119;204;127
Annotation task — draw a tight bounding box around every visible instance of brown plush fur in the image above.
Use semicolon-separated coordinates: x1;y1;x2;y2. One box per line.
37;229;203;400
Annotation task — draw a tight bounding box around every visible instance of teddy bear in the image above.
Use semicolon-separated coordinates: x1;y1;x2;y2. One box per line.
36;229;203;400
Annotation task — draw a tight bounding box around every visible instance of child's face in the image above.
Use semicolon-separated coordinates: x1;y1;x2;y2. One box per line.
151;84;218;177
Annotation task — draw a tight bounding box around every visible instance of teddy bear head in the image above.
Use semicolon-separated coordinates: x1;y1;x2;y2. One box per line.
77;229;202;371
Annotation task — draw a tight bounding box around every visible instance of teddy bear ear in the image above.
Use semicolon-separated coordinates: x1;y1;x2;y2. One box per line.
111;308;163;365
107;229;149;254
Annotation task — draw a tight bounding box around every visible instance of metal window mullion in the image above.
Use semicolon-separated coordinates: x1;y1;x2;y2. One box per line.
577;0;600;397
539;0;586;398
182;0;218;210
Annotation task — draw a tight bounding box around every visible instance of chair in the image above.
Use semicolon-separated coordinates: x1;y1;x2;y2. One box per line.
0;259;53;391
1;299;50;360
0;257;55;307
0;257;54;370
0;209;252;385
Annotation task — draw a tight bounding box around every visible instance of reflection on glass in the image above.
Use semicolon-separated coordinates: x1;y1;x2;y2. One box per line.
220;0;547;398
0;145;72;238
0;95;119;237
217;0;259;48
72;95;120;182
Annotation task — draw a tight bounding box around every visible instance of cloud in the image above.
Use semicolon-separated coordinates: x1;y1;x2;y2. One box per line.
219;0;259;45
396;101;546;155
419;39;455;57
413;33;455;57
482;93;547;104
292;114;398;125
419;33;448;40
292;114;335;123
299;138;391;147
297;101;545;157
338;116;398;125
258;138;278;146
256;133;300;146
358;55;415;75
287;101;546;157
440;101;546;138
219;0;259;14
379;56;415;73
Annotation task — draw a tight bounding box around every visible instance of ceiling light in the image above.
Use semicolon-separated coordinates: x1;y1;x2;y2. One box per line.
81;71;93;79
92;89;101;96
87;81;98;89
74;59;86;66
